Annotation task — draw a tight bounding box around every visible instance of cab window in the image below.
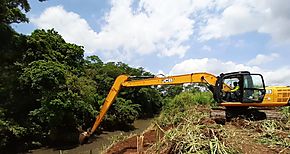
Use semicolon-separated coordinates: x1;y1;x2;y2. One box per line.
243;74;265;102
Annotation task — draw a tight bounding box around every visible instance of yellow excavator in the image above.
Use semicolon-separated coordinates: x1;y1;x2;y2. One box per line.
79;71;290;143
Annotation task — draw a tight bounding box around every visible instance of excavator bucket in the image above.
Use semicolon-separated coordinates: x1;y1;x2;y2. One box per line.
79;131;89;144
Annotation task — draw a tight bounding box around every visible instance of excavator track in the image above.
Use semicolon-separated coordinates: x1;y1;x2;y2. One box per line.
210;107;288;123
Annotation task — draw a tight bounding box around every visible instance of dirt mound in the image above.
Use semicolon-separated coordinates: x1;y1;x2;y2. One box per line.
106;130;160;154
106;124;175;154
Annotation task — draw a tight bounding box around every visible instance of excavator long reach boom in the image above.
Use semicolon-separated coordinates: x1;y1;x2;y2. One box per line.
79;73;220;143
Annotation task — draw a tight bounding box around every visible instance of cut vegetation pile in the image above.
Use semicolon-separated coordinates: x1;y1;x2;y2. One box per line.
104;92;290;154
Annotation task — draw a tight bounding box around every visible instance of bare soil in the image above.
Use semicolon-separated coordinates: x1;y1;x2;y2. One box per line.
106;130;159;154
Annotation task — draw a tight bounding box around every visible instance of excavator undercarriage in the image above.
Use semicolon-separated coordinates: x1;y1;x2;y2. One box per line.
210;107;288;124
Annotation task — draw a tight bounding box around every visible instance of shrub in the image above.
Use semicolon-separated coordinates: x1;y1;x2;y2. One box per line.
102;98;141;130
192;92;215;105
157;92;213;126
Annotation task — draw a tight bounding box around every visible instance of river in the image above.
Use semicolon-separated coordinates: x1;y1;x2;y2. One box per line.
29;119;154;154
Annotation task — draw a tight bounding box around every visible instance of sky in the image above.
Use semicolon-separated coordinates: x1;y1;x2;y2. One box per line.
13;0;290;85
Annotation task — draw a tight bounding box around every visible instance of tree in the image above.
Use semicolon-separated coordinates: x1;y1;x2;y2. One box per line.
17;29;96;144
102;98;140;130
0;2;28;150
23;29;84;69
0;0;30;24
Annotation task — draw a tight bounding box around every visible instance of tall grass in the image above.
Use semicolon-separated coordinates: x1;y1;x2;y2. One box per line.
157;92;213;127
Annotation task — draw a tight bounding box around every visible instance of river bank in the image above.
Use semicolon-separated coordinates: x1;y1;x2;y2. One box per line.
28;119;154;154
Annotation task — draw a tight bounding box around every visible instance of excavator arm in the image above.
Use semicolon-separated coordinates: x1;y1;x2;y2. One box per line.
122;73;218;87
79;72;227;143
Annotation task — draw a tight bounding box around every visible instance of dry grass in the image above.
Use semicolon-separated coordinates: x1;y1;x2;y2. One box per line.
147;105;238;154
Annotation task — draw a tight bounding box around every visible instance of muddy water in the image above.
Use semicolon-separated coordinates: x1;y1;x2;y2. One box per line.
29;119;154;154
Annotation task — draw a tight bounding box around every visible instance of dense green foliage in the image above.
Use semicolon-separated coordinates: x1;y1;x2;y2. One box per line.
0;0;30;24
0;28;164;151
0;1;164;151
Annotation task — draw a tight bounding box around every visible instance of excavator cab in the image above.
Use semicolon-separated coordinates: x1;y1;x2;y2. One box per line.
215;71;266;103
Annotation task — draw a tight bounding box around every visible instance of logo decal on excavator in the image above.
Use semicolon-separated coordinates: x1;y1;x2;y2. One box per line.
162;78;173;83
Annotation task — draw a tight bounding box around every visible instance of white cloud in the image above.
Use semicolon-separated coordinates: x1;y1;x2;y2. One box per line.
201;45;212;51
199;0;290;42
170;58;260;75
32;1;213;60
170;58;290;85
247;53;279;66
94;0;204;59
31;6;98;53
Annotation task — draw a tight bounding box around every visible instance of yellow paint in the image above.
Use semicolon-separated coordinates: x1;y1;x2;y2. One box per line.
263;86;290;105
